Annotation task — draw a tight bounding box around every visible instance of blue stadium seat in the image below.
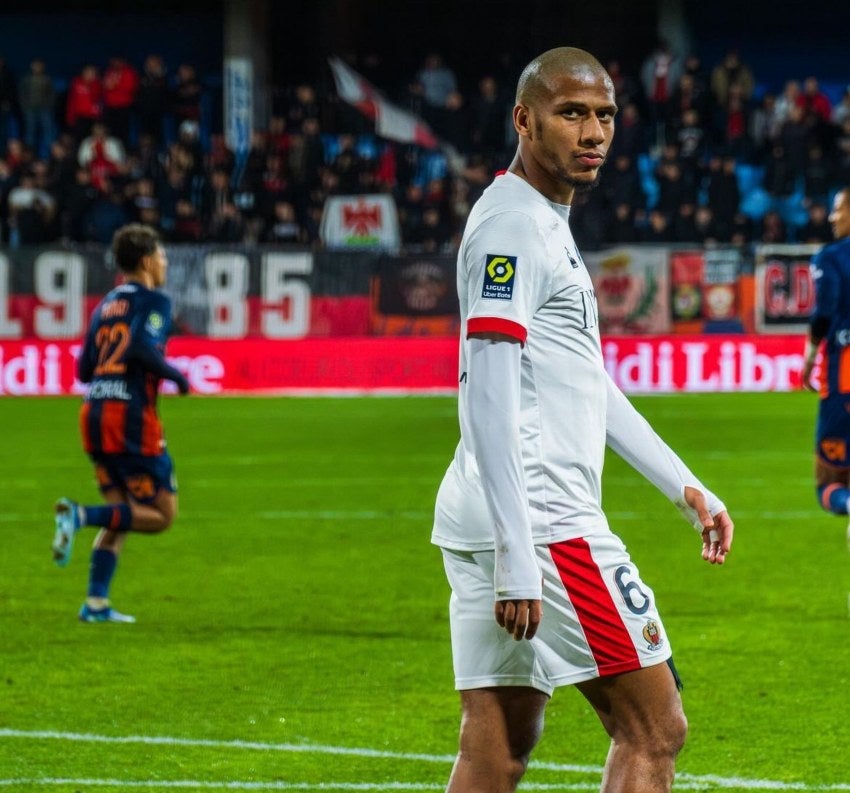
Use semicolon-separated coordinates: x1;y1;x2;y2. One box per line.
321;134;341;164
740;187;773;220
735;164;765;195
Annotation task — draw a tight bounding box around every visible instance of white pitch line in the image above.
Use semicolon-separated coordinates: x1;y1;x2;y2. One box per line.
1;730;848;791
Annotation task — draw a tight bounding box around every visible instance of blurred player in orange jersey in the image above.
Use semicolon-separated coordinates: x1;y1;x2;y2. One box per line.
803;187;850;542
52;223;189;623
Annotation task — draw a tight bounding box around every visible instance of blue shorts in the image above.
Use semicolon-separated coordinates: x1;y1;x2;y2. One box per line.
816;395;850;468
90;452;177;504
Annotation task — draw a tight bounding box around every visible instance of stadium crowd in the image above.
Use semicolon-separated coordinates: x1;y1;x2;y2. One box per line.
1;45;849;252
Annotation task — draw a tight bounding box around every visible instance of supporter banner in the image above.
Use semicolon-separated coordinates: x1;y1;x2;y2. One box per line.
669;247;745;332
0;335;808;396
370;253;460;337
602;334;806;392
585;247;670;335
319;194;401;252
755;244;821;333
0;246;379;340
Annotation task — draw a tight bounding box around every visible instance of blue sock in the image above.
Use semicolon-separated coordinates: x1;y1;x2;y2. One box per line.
87;548;118;598
817;483;850;515
83;504;132;532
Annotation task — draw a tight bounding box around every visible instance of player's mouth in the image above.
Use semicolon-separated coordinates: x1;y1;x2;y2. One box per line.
575;152;605;168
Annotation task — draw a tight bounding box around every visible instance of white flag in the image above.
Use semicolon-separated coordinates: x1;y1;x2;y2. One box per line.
328;57;438;150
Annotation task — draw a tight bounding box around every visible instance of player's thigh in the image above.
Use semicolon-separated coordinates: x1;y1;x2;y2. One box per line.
441;548;552;693
534;532;672;686
458;686;548;760
814;457;850;487
575;661;685;745
815;395;850;480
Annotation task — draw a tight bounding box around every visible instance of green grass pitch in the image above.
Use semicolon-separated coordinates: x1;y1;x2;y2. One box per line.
1;391;848;791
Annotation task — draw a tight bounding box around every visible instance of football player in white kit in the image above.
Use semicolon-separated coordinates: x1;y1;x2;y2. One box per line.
432;47;734;793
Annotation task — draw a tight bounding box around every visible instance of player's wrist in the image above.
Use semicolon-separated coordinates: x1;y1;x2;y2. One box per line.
804;338;819;364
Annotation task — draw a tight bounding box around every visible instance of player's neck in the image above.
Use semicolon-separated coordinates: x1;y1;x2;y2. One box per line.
508;152;575;206
125;273;155;289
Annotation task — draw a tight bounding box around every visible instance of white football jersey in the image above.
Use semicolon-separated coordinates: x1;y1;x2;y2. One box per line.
432;171;609;551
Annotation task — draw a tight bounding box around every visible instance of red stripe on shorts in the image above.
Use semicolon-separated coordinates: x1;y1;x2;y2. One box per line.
549;538;641;676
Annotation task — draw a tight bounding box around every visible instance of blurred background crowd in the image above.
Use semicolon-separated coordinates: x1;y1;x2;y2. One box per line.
2;41;849;252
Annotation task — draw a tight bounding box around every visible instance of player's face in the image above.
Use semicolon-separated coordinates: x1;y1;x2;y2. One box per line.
829;191;850;240
521;69;617;199
146;245;168;288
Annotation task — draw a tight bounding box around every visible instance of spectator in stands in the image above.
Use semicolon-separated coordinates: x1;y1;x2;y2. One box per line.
728;211;753;246
607;202;639;243
285;83;320;130
655;156;696;216
672;107;706;178
764;143;796;198
804;144;832;205
77;122;126;193
682;53;711;103
709;49;755;109
641;208;674;242
288;116;323;197
693;205;720;244
705;155;741;240
749;92;783;163
407;202;453;252
610;100;649;158
603;153;646;213
416;52;458;111
799;201;833;243
605;59;640;108
774;80;801;130
329;133;365;193
61;165;98;241
102;56;139;145
170;198;203;242
668;72;711;130
7;168;57;245
836;117;850;186
200;166;244;241
171;63;202;126
0;56;21;154
673;201;698;242
758;209;787;243
84;184;130;243
640;39;682;140
799;76;832;125
779;103;811;188
798;76;834;152
19;58;55;160
66;64;102;141
263;199;305;244
714;83;753;161
831;86;850;127
127;176;160;227
434;90;470;152
136;54;169;144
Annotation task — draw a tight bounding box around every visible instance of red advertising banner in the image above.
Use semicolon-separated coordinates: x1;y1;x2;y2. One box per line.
0;335;808;396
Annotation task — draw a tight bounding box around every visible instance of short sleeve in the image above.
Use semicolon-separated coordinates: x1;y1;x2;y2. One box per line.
811;248;838;324
462;211;552;345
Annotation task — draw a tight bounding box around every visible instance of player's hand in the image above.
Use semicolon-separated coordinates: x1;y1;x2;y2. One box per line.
801;356;817;392
495;598;542;641
176;375;190;395
684;486;733;564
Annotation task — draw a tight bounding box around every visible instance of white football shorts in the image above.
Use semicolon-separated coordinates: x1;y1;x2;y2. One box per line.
441;529;673;695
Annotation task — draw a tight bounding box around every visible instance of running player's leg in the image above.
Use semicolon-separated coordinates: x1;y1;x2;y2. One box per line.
447;686;547;793
576;662;687;793
815;458;850;516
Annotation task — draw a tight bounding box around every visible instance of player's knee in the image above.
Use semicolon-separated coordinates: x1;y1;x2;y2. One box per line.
816;482;850;514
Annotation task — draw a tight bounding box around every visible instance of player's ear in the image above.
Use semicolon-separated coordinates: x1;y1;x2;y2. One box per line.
514;104;532;139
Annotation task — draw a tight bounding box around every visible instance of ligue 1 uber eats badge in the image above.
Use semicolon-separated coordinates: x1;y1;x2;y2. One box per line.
482;255;517;300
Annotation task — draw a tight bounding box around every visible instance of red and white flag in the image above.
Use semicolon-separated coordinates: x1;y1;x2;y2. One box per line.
328;56;439;149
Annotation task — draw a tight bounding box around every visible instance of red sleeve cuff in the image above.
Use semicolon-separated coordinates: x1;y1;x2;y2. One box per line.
467;317;527;345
